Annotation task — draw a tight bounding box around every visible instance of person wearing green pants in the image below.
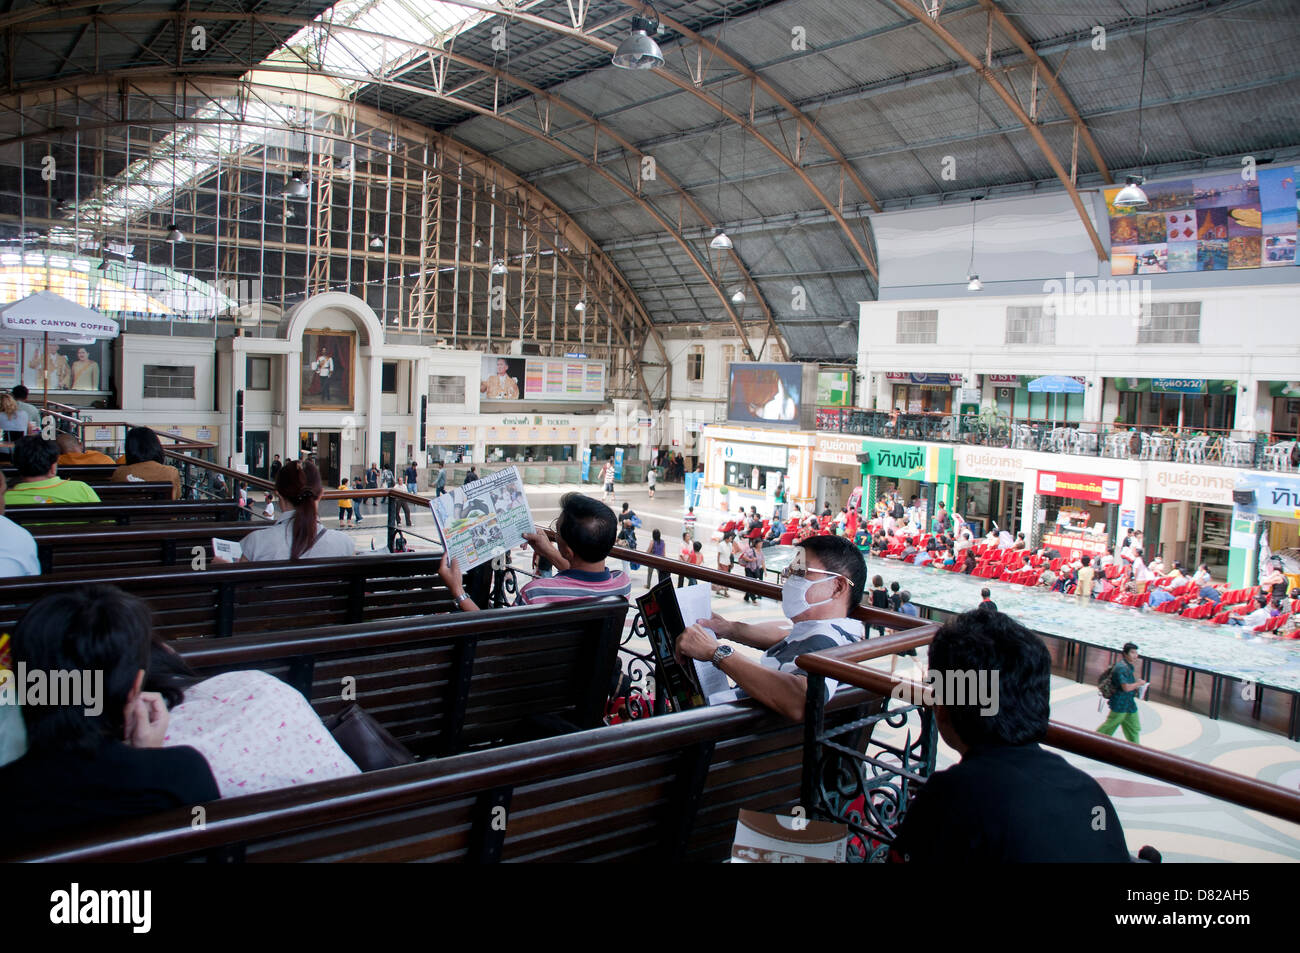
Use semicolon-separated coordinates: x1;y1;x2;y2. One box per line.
1098;642;1148;743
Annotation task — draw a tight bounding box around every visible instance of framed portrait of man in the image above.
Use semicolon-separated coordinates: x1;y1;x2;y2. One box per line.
302;330;354;410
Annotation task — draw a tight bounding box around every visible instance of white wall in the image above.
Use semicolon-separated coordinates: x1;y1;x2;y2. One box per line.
858;282;1300;432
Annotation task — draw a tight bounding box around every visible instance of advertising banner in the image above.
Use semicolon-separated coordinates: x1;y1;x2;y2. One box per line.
1036;470;1123;504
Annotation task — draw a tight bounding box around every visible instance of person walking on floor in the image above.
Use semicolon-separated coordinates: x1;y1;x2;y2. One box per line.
1097;642;1148;744
337;478;357;526
645;528;669;588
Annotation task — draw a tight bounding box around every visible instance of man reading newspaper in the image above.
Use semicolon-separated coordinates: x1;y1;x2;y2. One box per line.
674;535;866;721
438;492;630;610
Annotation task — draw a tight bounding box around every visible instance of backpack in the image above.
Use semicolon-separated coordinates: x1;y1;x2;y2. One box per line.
892;502;904;519
1098;664;1118;699
629;513;642;528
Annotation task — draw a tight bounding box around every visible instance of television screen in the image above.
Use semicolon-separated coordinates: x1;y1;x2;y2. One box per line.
727;363;804;426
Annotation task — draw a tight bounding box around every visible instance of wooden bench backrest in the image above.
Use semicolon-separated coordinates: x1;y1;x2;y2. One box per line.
5;498;237;526
174;596;629;758
0;554;453;638
31;521;264;574
3;465;120;484
10;687;875;863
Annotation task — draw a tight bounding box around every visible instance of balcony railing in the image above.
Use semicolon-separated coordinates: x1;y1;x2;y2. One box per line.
798;629;1300;861
815;407;1299;472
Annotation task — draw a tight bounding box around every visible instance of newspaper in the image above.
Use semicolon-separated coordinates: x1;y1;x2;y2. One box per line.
428;466;536;571
212;538;243;562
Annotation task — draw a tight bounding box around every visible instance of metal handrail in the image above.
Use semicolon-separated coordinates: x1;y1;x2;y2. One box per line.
797;630;1300;824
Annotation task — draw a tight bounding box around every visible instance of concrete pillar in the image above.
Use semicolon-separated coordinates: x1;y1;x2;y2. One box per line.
285;350;301;460
229;346;247;471
365;350;382;476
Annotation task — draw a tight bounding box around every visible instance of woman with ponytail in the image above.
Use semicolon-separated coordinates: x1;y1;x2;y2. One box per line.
239;458;355;562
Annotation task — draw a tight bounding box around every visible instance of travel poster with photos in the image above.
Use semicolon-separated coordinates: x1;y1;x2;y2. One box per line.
428;466;536;571
1105;165;1297;274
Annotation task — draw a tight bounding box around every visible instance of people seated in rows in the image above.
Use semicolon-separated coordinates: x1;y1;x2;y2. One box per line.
111;427;181;500
674;535;867;722
0;471;39;578
962;549;978;574
55;433;115;466
892;610;1130;862
9;385;40;431
1191;563;1213;589
439;492;631;609
4;436;100;505
1228;595;1271;628
0;393;31;441
238;459;356;562
0;587;220;842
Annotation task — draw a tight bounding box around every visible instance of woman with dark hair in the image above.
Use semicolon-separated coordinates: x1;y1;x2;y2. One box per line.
110;426;181;499
239;458;355;562
0;586;218;840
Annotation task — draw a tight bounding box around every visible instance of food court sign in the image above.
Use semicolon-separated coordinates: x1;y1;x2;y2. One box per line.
814;433;865;466
859;441;954;484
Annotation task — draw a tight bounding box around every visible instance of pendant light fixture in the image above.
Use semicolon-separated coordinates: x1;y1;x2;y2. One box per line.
370;236;384;249
966;76;984;293
612;6;664;70
574;300;586;312
710;232;733;250
491;259;507;275
730;288;746;304
283;170;310;199
1115;0;1152;211
166;223;185;243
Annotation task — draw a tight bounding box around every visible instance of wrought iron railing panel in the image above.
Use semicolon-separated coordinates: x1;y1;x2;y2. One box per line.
802;673;938;863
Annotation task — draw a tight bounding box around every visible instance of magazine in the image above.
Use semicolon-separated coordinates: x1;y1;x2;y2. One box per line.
428;466;536;571
212;538;243;562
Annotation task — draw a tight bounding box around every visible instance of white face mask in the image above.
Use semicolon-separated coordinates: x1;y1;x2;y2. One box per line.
781;571;843;620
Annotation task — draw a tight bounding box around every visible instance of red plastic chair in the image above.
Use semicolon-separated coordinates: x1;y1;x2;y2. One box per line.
778;531;795;545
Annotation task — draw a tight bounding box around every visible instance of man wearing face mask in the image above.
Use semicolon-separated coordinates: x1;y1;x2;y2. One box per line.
674;535;866;722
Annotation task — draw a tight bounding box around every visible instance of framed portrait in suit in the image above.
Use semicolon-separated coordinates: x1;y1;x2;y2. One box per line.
302;330;354;410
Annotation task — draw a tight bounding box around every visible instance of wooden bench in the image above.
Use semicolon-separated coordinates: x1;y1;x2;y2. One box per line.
7;686;878;863
3;465;120;484
0;554;454;639
6;499;254;526
29;521;266;575
171;596;630;758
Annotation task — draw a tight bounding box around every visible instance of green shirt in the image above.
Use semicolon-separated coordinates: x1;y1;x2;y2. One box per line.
1109;660;1138;713
5;477;101;506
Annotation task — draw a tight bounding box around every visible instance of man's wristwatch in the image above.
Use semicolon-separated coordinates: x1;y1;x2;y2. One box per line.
710;643;734;666
456;592;472;605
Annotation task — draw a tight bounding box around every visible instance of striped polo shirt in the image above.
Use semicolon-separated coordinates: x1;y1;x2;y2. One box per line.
755;617;865;704
519;567;632;606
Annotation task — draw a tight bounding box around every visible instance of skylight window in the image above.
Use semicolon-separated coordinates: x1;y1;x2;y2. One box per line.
70;0;538;230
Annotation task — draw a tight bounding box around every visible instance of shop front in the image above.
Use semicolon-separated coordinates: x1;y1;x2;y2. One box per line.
1112;377;1237;430
885;373;962;415
700;425;815;515
485;415;580;463
989;375;1086;424
1228;472;1300;589
812;433;865;512
1143;464;1238;577
857;440;955;530
1033;469;1123;559
954;446;1031;538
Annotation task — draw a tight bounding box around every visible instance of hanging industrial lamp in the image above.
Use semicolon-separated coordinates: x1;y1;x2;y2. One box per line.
612;9;664;70
166;223;185;243
283;171;310;199
1112;174;1149;211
